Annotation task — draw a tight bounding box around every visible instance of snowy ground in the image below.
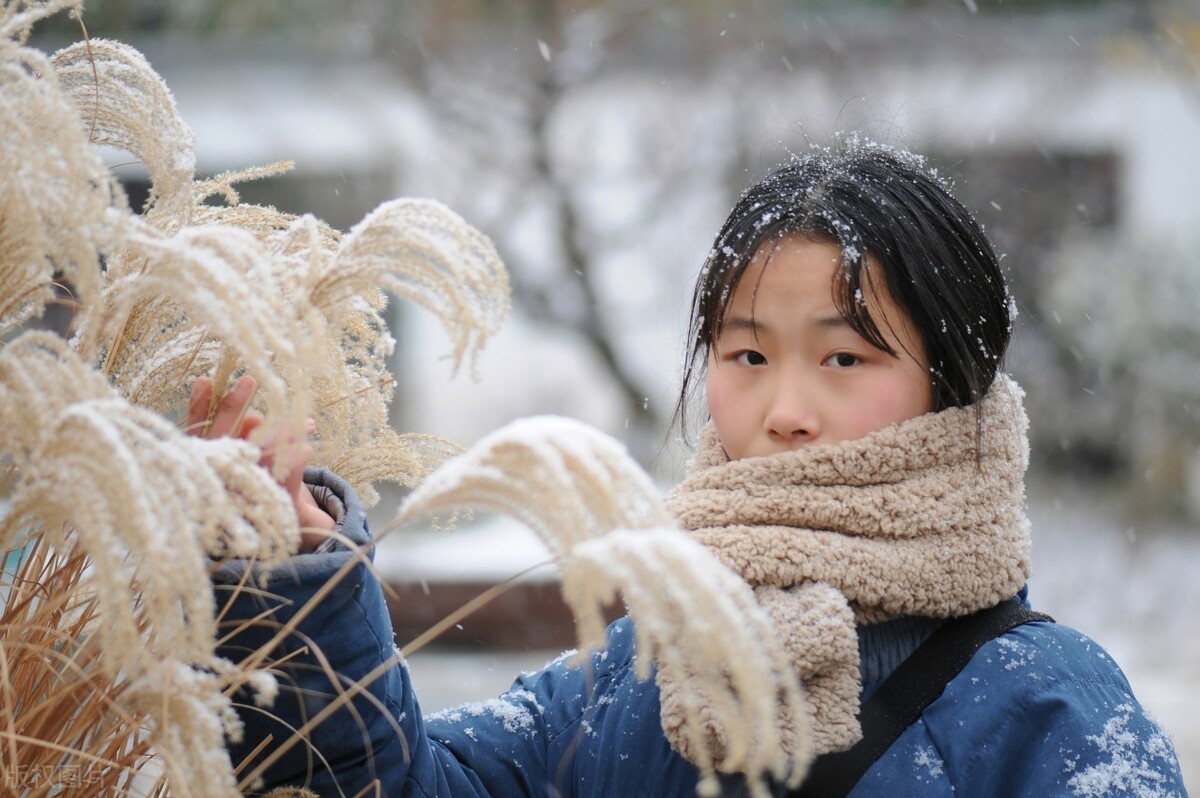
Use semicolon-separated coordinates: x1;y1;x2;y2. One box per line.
383;478;1200;792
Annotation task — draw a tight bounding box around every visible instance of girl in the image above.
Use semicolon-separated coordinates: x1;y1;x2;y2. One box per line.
209;141;1187;796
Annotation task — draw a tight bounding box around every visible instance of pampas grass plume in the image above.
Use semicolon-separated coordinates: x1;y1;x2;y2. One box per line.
1;2;508;793
395;416;813;795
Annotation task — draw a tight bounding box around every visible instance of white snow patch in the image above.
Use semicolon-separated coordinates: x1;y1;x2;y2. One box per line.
457;691;542;735
914;745;945;780
1066;704;1179;797
996;636;1031;671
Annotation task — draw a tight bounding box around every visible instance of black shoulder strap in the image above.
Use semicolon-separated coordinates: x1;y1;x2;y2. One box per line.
790;598;1054;798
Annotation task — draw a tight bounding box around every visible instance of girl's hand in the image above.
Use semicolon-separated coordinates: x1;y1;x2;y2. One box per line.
187;375;334;553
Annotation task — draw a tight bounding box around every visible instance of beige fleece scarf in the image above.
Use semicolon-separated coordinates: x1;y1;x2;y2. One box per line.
659;375;1032;764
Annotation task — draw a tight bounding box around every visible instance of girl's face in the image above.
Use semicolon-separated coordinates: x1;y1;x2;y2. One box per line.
705;237;933;460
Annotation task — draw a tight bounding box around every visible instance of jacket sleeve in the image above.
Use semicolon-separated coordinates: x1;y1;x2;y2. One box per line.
212;468;566;797
421;617;712;798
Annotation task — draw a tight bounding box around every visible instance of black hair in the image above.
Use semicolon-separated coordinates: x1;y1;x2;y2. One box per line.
673;139;1013;439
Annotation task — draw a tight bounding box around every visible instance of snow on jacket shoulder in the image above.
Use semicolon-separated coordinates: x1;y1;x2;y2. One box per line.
212;471;1187;798
856;620;1188;797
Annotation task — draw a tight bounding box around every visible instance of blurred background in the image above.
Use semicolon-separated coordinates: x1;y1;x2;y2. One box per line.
33;0;1200;787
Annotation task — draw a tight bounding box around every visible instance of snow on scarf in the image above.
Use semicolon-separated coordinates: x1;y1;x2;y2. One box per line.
660;375;1032;759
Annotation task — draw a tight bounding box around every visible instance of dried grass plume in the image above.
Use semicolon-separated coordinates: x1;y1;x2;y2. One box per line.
395;417;814;795
1;1;507;794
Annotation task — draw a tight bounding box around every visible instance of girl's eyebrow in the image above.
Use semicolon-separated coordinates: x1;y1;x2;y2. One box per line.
720;314;851;334
721;316;760;332
814;313;852;329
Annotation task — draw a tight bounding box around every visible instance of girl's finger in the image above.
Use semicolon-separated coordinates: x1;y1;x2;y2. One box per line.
207;375;258;439
252;420;309;476
281;443;316;492
186;377;213;437
239;413;266;441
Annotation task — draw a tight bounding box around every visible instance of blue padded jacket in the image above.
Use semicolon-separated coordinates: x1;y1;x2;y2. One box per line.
213;471;1187;797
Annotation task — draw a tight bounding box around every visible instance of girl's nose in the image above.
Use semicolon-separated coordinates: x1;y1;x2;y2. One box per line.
763;385;819;446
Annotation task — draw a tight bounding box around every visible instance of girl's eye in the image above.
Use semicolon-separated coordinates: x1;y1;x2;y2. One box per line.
735;350;767;366
824;352;860;368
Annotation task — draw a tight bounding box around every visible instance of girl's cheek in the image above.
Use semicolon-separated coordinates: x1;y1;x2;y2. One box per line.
705;370;740;426
704;373;727;418
855;386;929;436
